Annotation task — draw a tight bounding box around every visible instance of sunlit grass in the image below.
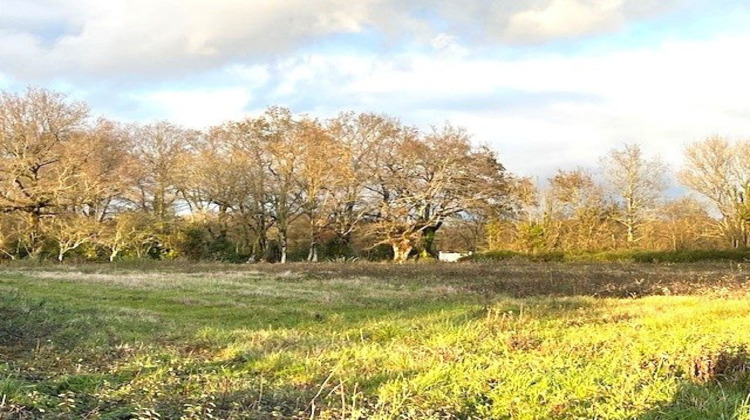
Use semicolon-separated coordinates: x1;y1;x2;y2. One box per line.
2;262;750;419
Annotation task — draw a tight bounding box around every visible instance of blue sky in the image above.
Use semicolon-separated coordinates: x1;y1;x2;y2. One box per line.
1;0;750;179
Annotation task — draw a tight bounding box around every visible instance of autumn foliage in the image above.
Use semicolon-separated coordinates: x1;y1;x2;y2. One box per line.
0;87;745;262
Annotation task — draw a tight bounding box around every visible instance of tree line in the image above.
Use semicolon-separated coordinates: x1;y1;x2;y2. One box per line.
0;87;511;262
480;139;750;255
1;87;748;263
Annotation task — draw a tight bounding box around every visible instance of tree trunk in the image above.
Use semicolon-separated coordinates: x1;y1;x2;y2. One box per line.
392;239;413;264
249;223;268;262
626;223;635;247
340;231;358;258
250;239;265;262
307;241;318;262
30;208;44;259
307;219;319;262
417;225;440;259
280;229;288;264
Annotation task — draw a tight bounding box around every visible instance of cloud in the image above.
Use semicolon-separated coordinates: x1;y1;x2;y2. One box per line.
505;0;627;42
0;0;379;80
132;88;254;128
0;0;742;179
250;31;750;176
0;0;684;82
390;0;680;44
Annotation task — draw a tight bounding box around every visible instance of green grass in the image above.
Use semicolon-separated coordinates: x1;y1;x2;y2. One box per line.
2;262;750;419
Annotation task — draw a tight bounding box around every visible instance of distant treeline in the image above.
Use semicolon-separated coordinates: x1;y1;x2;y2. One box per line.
0;87;746;263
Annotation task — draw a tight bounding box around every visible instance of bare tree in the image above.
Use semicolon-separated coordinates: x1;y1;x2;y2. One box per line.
258;107;303;263
72;119;134;221
326;112;402;256
0;87;89;255
182;126;251;252
296;117;339;262
548;169;612;251
656;197;713;251
49;214;99;261
367;124;510;262
128;121;195;219
226;118;277;262
679;136;750;248
601;143;667;247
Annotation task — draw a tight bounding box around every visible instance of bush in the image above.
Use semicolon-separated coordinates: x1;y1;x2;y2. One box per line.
366;244;394;261
322;237;357;259
460;250;565;263
463;249;750;263
628;249;750;263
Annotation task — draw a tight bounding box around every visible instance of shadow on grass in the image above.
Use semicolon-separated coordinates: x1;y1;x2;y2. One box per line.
640;344;750;420
640;381;750;419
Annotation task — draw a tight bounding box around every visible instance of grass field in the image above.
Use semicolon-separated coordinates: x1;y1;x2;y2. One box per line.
2;261;750;419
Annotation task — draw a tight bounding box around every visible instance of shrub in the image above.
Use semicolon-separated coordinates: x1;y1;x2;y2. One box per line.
463;249;750;263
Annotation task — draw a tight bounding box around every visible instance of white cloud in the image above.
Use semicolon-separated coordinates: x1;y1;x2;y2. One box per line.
0;0;739;180
0;0;379;79
430;33;470;57
505;0;626;42
261;31;750;176
224;64;272;88
0;0;682;81
136;88;253;128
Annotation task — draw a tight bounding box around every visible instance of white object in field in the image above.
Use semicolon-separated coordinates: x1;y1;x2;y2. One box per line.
438;251;471;262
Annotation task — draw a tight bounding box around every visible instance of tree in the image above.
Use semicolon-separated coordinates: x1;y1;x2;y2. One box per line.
296;117;339;262
96;212;158;262
326;112;402;256
225;117;276;262
548;169;611;251
367;123;510;262
49;214;99;261
489;177;548;253
128;121;195;220
181;125;253;256
415;127;510;258
679;136;750;248
0;87;89;256
656;197;714;251
0;213;28;259
601;144;667;247
260;108;304;263
71;119;134;221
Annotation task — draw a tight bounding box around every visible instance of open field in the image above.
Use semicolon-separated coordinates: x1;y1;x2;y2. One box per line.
2;262;750;419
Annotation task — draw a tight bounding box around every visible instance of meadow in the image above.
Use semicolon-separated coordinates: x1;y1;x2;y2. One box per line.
2;261;750;419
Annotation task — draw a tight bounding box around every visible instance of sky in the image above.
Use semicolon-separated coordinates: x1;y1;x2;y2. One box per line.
1;0;750;180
